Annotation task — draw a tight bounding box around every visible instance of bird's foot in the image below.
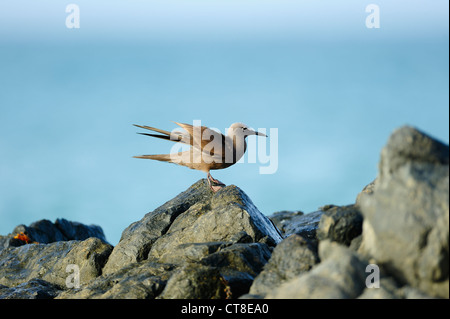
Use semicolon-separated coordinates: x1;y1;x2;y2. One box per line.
207;173;226;192
210;184;224;192
207;173;225;185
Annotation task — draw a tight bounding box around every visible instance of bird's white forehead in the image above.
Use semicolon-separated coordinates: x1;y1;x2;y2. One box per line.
229;122;249;129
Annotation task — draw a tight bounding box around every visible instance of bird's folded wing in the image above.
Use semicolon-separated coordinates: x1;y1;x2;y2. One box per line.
174;122;227;157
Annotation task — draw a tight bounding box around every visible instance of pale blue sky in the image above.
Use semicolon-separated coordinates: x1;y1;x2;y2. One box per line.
0;0;448;41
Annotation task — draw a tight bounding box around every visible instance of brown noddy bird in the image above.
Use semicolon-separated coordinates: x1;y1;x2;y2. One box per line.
133;122;267;192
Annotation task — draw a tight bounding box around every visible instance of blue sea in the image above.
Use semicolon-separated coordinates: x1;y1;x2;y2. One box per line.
0;1;448;245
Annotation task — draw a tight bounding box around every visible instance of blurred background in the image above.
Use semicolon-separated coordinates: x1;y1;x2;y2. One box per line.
0;0;448;245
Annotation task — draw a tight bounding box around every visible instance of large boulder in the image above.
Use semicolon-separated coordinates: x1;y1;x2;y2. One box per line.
358;126;449;298
316;204;363;246
0;237;113;288
103;179;282;275
268;210;304;236
247;234;319;297
269;210;324;239
61;180;280;299
266;240;368;298
157;264;228;299
57;261;175;299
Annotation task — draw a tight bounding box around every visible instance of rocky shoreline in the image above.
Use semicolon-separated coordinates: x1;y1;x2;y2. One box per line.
0;125;448;299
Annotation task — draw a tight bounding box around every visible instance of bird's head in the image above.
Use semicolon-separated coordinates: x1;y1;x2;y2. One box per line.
229;122;267;138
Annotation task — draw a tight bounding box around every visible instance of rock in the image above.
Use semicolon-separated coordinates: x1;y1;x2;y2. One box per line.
54;218;109;244
0;237;113;288
57;261;175;299
158;264;228;299
103;180;213;274
357;275;406;299
153;241;227;265
199;243;272;297
0;278;63;299
355;179;376;206
248;234;319;297
267;240;368;298
268;210;304;236
278;210;324;239
0;218;109;251
358;277;435;299
104;179;282;275
60;242;271;299
56;180;281;299
316;204;363;246
358;126;449;298
146;240;272;298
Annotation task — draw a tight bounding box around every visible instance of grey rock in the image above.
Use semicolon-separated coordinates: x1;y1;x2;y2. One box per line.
249;234;319;297
358;277;400;299
280;210;324;239
57;261;175;299
55;218;109;244
148;240;271;298
0;237;113;288
0;278;63;299
200;243;271;276
105;179;282;275
0;218;109;251
57;179;281;299
316;204;363;246
379;125;448;174
358;277;435;299
200;243;272;298
60;241;271;299
359;126;449;298
102;179;212;274
154;242;227;265
267;240;368;299
158;264;227;299
12;219;66;244
268;210;304;236
355;179;376;206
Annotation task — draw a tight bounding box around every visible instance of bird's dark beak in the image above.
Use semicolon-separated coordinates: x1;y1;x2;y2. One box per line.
254;131;267;137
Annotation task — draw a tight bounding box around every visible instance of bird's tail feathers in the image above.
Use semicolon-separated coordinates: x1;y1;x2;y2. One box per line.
133;154;173;162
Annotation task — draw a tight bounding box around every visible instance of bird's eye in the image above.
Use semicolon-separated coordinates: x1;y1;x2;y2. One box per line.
242;127;247;131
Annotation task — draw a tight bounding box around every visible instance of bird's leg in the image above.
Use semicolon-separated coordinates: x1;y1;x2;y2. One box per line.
207;178;223;192
207;172;225;185
207;172;225;192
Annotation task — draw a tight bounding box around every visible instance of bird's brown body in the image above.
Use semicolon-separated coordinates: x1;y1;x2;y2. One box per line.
133;122;266;191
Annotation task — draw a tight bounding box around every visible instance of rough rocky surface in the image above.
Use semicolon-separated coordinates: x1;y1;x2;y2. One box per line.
0;237;113;288
57;261;175;299
1;180;281;299
270;209;324;239
358;126;449;298
247;234;319;297
103;180;281;275
316;204;363;246
0;125;448;299
268;210;304;235
246;125;448;299
266;240;367;299
0;278;63;299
